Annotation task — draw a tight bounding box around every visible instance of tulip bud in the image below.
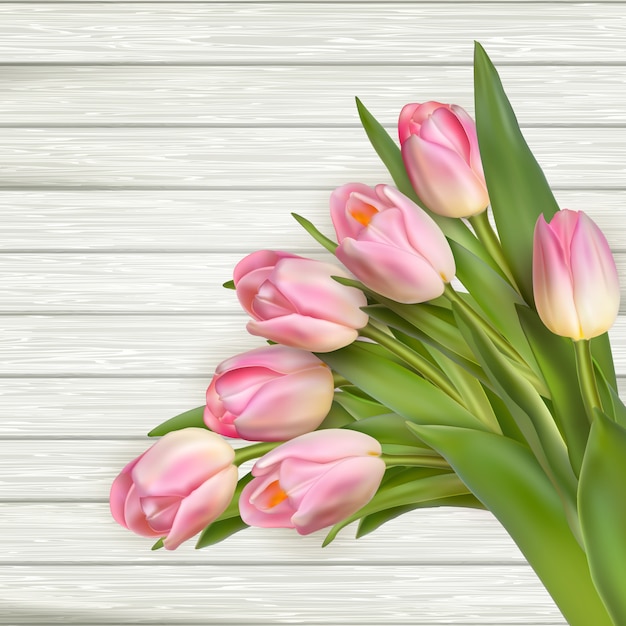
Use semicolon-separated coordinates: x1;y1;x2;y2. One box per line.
234;250;368;352
110;428;238;550
330;183;456;303
533;209;620;340
239;429;385;535
204;345;334;441
399;101;489;218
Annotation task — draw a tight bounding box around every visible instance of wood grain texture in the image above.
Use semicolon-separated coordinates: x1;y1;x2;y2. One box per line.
3;315;626;377
1;503;525;563
0;3;624;64
2;127;626;188
2;65;626;126
0;565;564;624
2;189;626;252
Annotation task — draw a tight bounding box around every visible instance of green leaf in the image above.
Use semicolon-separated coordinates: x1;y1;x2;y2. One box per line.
196;516;249;549
323;470;468;546
579;411;626;624
345;413;427;447
453;302;578;508
333;388;389;420
291;212;338;254
147;405;207;437
408;422;612;626
222;279;236;290
451;240;538;372
593;363;626;429
357;493;484;538
474;42;560;305
151;538;164;551
319;342;489;433
517;305;589;476
354;97;498;276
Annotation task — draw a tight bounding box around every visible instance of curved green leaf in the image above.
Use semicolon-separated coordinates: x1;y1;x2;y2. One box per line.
474;42;560;304
147;405;206;437
319;342;489;432
407;423;612;626
196;516;249;549
579;411;626;624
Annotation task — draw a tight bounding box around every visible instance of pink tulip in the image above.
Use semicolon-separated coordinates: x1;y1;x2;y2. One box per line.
533;210;620;340
399;101;489;218
110;428;238;550
330;183;455;303
234;250;368;352
204;345;334;441
239;429;385;534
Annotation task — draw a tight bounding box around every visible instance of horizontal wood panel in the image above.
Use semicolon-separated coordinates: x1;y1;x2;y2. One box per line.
0;565;563;624
1;128;626;188
0;3;623;64
5;251;626;313
1;503;524;564
3;65;626;126
2;315;626;376
3;189;626;253
2;377;626;437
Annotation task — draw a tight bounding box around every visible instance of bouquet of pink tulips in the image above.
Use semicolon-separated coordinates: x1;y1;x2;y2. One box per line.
110;43;626;626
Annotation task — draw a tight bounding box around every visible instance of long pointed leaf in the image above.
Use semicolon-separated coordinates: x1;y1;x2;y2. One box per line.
579;411;626;624
474;42;560;304
147;405;206;437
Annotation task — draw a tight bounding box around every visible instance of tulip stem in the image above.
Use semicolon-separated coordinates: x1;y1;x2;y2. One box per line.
234;442;282;466
359;324;465;406
573;339;603;424
469;211;521;294
381;453;451;470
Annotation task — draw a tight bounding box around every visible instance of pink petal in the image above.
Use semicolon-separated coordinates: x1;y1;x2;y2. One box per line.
253;429;382;472
291;456;386;534
132;428;235;497
163;465;238;550
216;345;322;376
269;258;368;327
570;212;620;338
215;366;279;414
140;495;180;533
533;215;581;338
122;484;163;537
246;315;360;352
239;475;297;529
233;250;297;284
402;136;489;218
336;238;445;304
235;367;333;440
420;108;471;163
330;183;379;240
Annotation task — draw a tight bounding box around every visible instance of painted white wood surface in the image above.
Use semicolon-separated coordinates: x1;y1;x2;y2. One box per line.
3;2;626;624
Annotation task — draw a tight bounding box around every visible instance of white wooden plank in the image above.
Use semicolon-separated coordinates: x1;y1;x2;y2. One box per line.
2;315;626;376
2;377;626;438
0;565;564;624
2;65;626;126
1;503;525;564
0;3;623;64
5;251;626;313
1;128;626;188
0;315;262;376
3;189;626;253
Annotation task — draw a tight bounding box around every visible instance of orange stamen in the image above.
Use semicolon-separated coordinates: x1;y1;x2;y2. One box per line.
265;480;288;508
350;203;378;227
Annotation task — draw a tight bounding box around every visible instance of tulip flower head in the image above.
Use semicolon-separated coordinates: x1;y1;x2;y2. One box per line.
110;428;238;550
234;250;368;352
330;183;456;303
399;101;489;218
533;209;620;340
239;429;385;535
204;345;334;441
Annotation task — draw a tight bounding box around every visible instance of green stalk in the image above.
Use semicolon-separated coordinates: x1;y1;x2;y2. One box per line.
234;442;281;466
469;210;521;293
574;339;604;425
359;324;464;405
381;454;451;469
